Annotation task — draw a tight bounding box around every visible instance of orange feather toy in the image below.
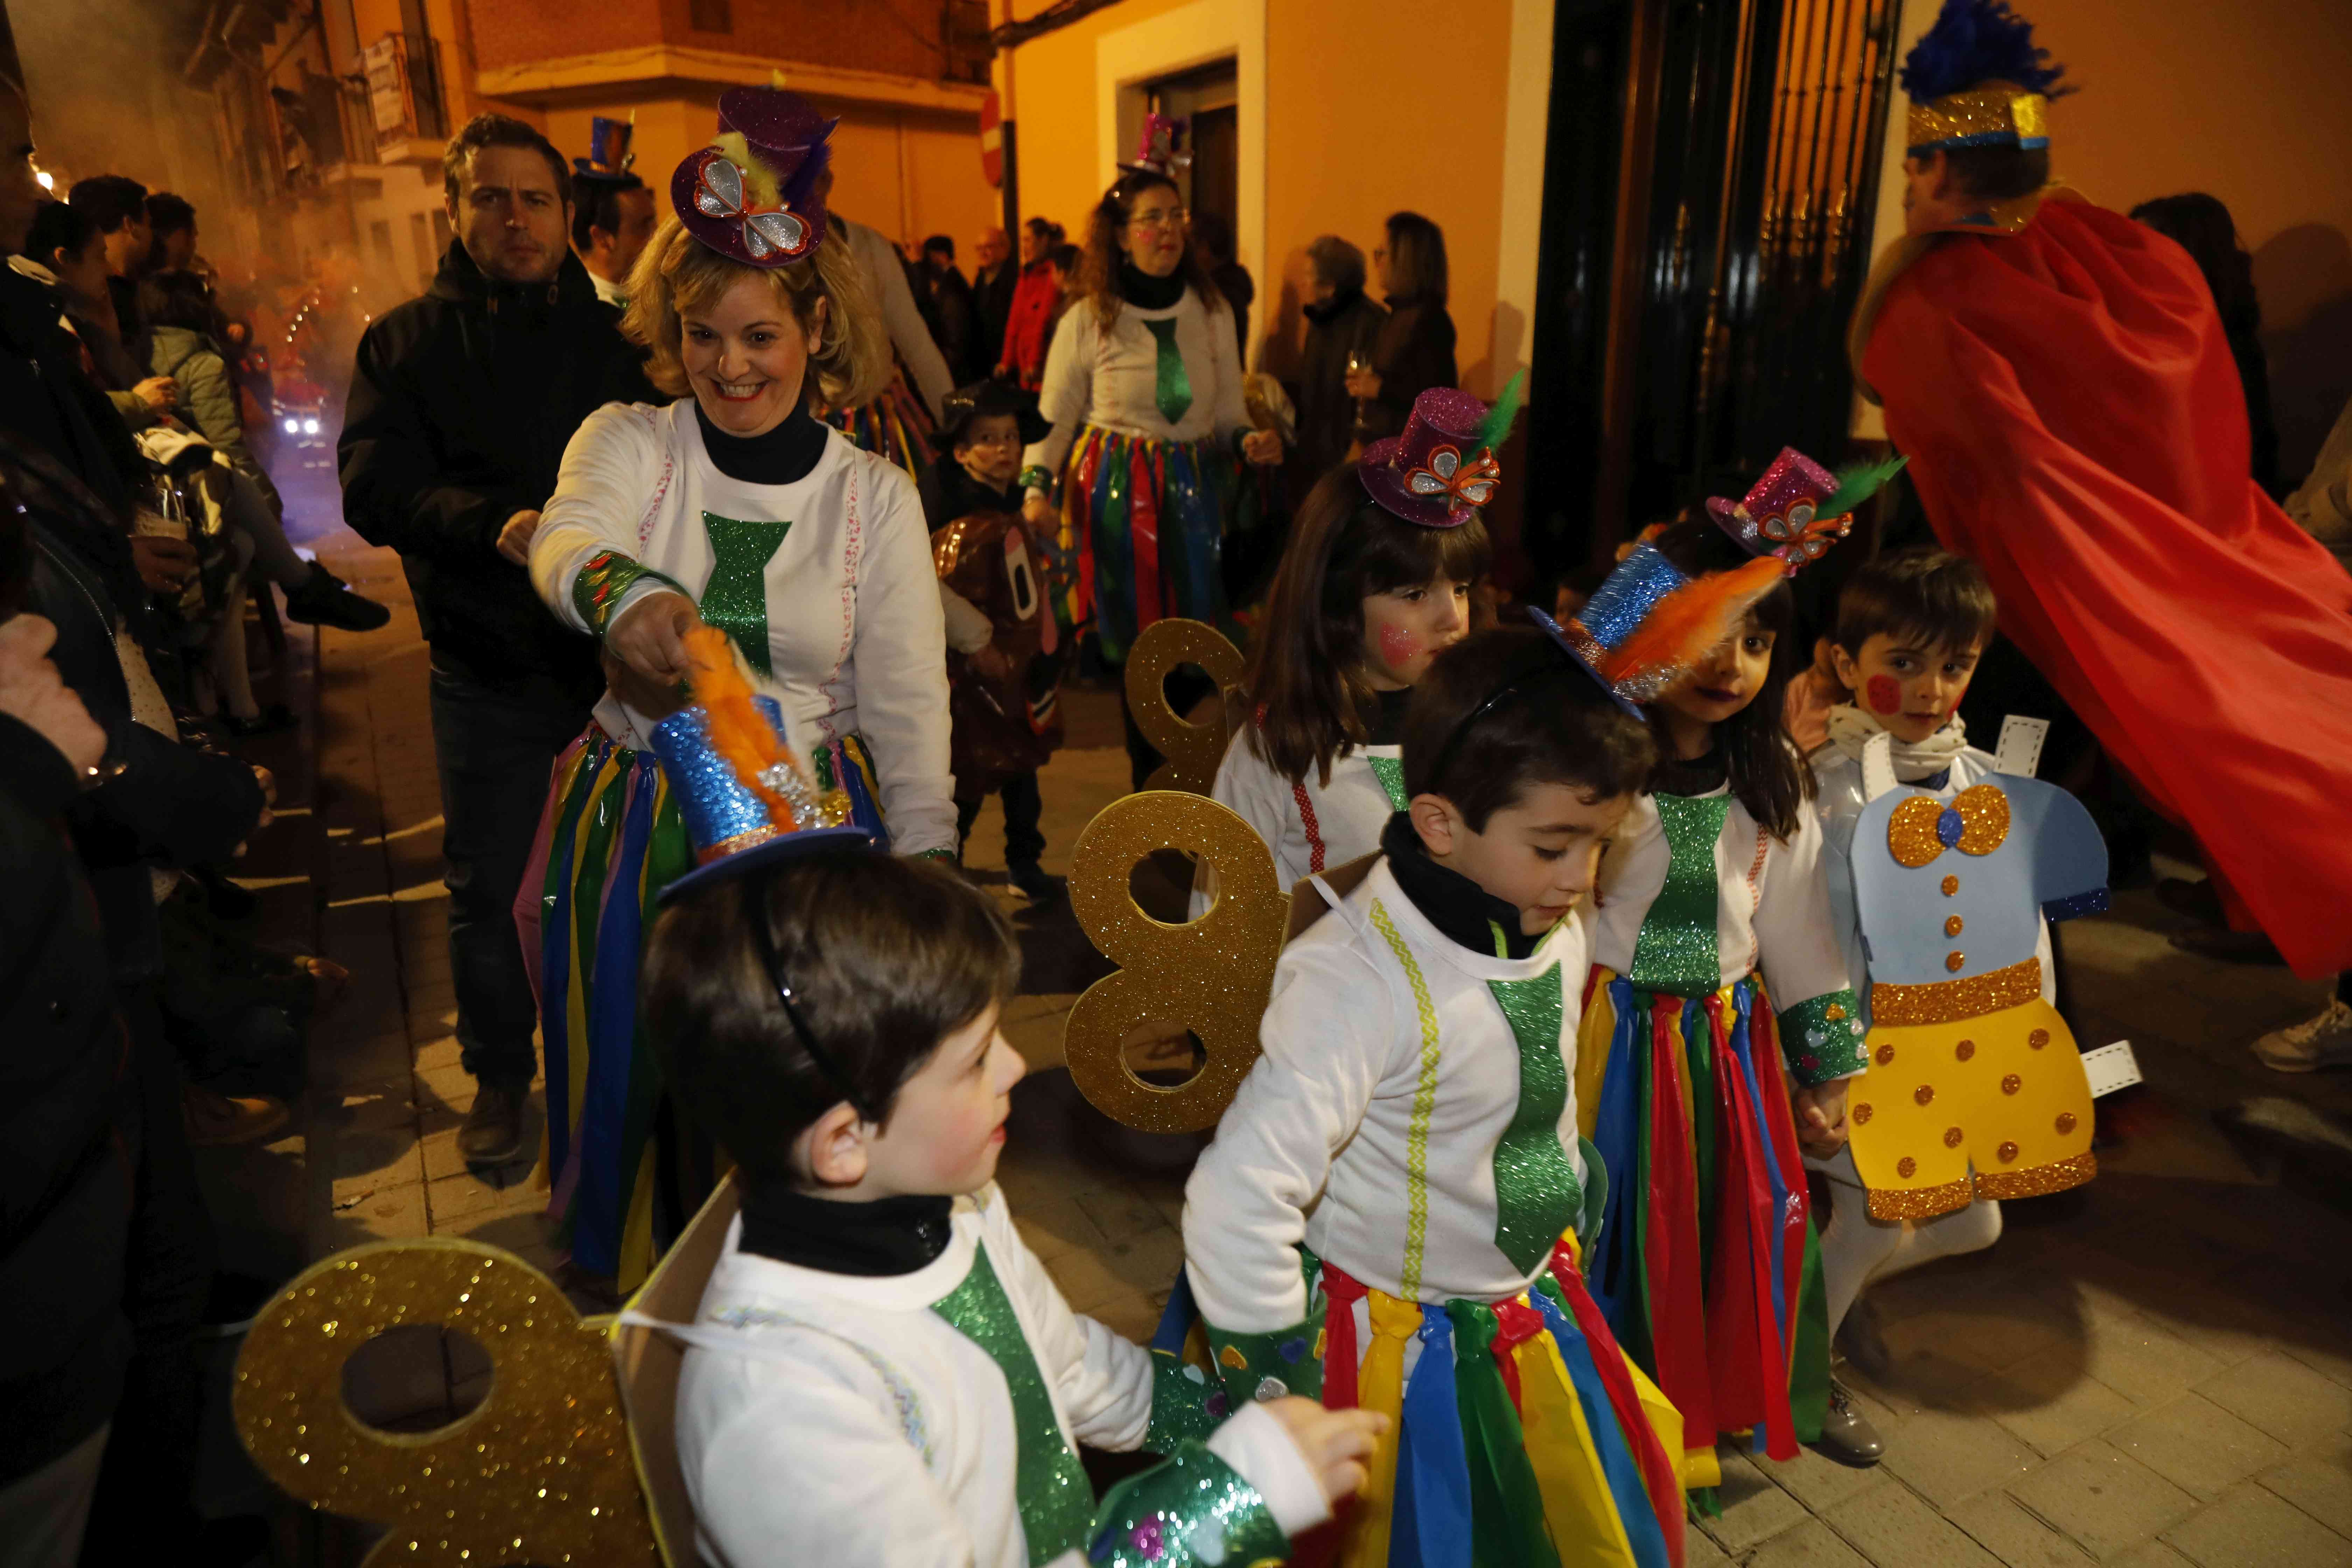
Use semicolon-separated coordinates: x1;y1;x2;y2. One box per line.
681;623;806;832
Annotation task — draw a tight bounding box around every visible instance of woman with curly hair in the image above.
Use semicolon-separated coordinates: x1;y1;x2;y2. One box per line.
523;86;954;1292
1019;159;1283;785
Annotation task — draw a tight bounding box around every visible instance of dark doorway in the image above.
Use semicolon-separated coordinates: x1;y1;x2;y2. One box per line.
1142;58;1238;249
1524;0;1905;586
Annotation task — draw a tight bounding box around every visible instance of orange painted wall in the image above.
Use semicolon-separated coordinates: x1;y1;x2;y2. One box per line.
1004;0;1519;394
2025;0;2352;482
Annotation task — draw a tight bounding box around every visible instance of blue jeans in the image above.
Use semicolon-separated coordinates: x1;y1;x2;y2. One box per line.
427;667;592;1088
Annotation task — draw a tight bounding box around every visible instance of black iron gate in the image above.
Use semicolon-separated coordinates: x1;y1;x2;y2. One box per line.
1525;0;1903;581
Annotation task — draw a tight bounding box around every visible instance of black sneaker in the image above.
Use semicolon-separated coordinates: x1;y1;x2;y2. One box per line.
1009;862;1065;903
282;562;391;632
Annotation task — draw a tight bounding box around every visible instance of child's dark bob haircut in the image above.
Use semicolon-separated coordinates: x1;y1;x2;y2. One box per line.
1401;625;1657;832
642;852;1021;1185
1832;546;1997;658
1244;463;1493;786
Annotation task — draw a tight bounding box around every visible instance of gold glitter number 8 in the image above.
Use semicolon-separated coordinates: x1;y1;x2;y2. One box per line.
233;1238;658;1567
1064;790;1288;1131
1122;617;1245;796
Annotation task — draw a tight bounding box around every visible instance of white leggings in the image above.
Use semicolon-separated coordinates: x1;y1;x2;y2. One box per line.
1812;1146;2003;1341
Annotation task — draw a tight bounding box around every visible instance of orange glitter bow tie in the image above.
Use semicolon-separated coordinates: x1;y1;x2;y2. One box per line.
1404;444;1502;510
1887;784;2011;868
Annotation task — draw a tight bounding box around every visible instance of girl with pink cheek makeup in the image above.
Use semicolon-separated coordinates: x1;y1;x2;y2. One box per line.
1197;385;1518;909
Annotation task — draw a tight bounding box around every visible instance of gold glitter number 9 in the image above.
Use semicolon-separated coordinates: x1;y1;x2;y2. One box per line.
1064;791;1288;1131
233;1238;658;1567
1122;617;1245;796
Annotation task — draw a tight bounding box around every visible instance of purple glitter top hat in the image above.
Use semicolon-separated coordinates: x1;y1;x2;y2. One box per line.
670;87;835;269
1358;387;1506;530
1706;446;1907;573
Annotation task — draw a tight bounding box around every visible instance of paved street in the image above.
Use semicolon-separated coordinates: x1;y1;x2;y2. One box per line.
217;531;2352;1565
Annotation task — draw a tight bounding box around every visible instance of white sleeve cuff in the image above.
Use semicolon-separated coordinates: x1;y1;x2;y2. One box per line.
605;574;683;633
1204;1400;1329;1539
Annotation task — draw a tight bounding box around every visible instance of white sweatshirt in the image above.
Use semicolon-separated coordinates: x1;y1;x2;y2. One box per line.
1184;858;1594;1340
1020;288;1250;481
530;400;957;856
674;1186;1326;1568
1589;785;1863;1081
838;214;955;423
1189;730;1405;919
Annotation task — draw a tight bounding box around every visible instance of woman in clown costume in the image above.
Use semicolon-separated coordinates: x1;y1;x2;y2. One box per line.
520;86;954;1294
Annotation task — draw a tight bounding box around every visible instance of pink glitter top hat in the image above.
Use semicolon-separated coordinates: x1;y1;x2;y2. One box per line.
670;87;835;268
1703;445;1904;573
1358;384;1516;530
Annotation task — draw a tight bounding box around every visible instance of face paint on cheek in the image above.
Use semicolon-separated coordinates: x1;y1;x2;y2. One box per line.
1378;623;1418;667
1866;675;1903;715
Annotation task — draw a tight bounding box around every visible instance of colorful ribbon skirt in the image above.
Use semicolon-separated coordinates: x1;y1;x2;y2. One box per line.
1283;1242;1687;1568
1055;425;1242;661
1574;969;1829;1490
515;722;888;1292
825;365;937;479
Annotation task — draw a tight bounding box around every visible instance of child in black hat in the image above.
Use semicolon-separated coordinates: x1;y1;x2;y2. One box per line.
924;381;1066;902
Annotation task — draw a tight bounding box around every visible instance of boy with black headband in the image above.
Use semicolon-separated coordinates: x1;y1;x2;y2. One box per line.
640;848;1380;1568
1180;625;1690;1564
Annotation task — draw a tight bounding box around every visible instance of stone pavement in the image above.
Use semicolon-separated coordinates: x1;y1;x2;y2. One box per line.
234;537;2352;1564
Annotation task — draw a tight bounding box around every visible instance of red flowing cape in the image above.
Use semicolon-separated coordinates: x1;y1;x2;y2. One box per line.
1864;197;2352;979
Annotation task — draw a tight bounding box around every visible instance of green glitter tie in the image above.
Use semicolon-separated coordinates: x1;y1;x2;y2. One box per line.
931;1245;1096;1563
698;512;792;674
1629;792;1730;997
1367;753;1408;811
1488;961;1582;1274
1143;317;1193;425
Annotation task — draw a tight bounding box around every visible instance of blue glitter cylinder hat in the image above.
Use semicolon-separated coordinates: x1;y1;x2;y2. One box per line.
574;116;637;180
652;694;875;905
1528;542;1700;716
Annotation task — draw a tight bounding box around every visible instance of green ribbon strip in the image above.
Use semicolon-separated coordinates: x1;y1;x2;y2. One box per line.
698;512;792;675
570;549;690;639
1367;752;1408;811
1629;793;1730;997
1486;965;1583;1275
1143;317;1194;425
1777;988;1868;1084
1449;1300;1564;1568
930;1246;1096;1564
1088;1442;1289;1568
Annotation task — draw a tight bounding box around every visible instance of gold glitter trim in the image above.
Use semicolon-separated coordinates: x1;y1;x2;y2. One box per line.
1951;784;2011;855
1908;84;2050;154
1866;1175;1975;1220
1872;957;2042;1027
1974;1150;2096;1201
697;824;783;863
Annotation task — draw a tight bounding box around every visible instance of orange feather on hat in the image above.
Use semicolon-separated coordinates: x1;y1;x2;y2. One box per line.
1599;553;1786;694
681;623;805;832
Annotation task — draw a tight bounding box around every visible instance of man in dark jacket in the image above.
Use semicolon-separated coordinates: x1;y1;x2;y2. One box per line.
0;502;135;1568
1293;235;1387;482
971;226;1016;377
921;234;979;384
339;113;653;1164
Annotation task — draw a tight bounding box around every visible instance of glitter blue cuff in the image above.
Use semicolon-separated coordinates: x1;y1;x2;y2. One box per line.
1144;1349;1227;1455
1087;1442;1289;1568
1779;988;1868;1085
2041;888;2110;923
1204;1314;1324;1409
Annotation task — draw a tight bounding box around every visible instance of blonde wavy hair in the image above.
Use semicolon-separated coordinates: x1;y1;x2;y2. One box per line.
622;214;890;411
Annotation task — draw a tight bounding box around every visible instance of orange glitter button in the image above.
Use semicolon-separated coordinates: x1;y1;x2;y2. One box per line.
1955;1039;1976;1062
2055;1112;2077;1134
1997;1141;2019;1163
1945;951;1967;972
2002;1073;2022;1095
1914;1084;1935;1106
1942;1126;1964;1148
1945;915;1965;937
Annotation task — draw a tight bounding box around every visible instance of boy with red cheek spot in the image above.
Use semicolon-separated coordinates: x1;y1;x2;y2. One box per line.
1807;547;2026;1408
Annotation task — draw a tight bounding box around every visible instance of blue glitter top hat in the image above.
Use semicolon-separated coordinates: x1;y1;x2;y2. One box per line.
1529;528;1792;716
652;695;876;905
